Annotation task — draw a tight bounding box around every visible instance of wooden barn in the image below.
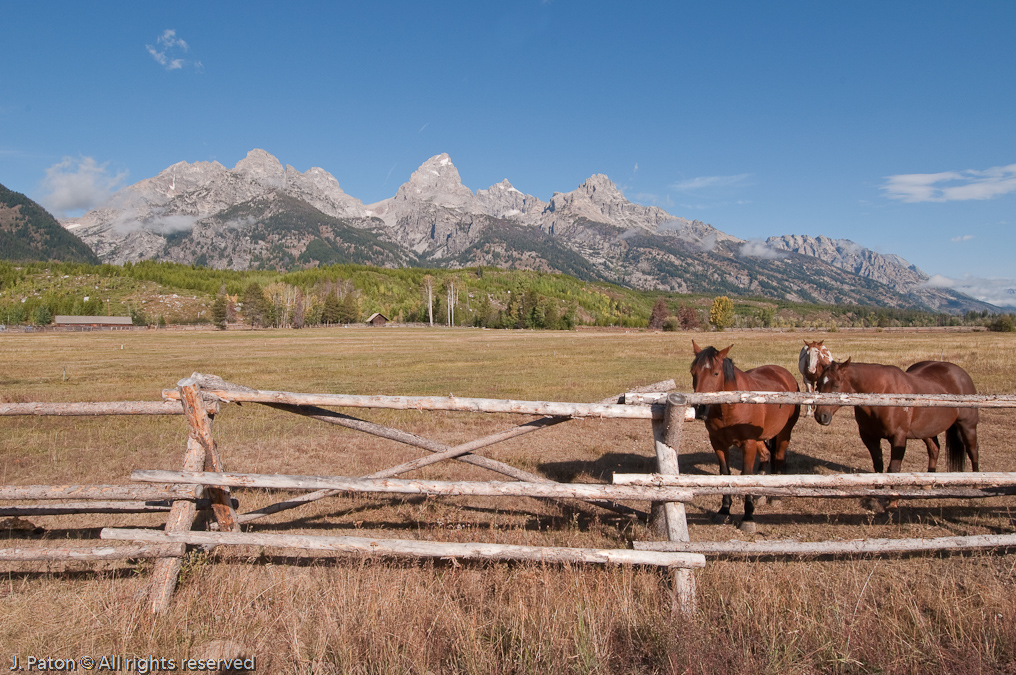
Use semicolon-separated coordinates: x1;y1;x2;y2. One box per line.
52;315;134;330
365;312;389;327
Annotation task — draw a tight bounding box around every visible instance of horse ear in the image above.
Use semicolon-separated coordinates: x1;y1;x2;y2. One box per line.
718;344;733;359
842;356;851;366
692;340;702;355
817;340;824;346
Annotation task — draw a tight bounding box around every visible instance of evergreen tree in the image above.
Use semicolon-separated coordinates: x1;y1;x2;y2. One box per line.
211;293;228;329
242;282;267;327
32;306;52;326
322;290;341;324
338;292;359;323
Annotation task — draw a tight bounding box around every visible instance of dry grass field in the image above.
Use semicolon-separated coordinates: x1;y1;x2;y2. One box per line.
2;326;1015;674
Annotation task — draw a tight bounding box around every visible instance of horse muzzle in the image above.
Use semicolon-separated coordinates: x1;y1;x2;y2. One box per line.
814;410;833;426
693;404;710;420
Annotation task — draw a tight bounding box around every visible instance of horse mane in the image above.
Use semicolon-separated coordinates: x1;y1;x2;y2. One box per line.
692;346;737;384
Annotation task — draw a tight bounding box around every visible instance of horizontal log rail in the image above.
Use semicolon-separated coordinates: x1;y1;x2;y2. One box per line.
0;484;202;501
0;501;174;516
1;400;218;416
101;528;706;569
163;387;695;421
613;471;1016;489
0;543;185;562
632;533;1016;556
131;470;696;503
624;390;1016;409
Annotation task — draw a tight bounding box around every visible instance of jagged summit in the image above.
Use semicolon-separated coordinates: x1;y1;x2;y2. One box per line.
396;153;474;209
234;149;285;186
544;173;675;233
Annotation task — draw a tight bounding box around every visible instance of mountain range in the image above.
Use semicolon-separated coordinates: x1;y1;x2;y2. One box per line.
61;149;996;313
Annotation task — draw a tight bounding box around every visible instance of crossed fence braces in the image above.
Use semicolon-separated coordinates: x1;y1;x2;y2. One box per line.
3;375;1016;614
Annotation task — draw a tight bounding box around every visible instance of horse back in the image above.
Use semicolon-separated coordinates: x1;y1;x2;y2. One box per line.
745;364;800;393
905;361;977;395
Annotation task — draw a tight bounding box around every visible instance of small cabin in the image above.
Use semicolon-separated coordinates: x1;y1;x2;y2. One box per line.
365;312;389;327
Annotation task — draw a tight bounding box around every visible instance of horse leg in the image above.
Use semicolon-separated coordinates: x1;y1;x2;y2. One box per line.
739;440;759;534
860;432;885;473
858;432;886;511
712;446;734;524
803;382;814;418
887;436;907;474
880;436;910;513
956;421;979;472
923;436;940;472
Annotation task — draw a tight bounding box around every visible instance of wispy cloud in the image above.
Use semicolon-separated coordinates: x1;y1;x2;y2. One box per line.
633;192;673;208
738;239;787;260
921;274;1016;309
38;156;127;218
882;163;1016;203
951;234;975;242
671;173;752;192
146;29;202;72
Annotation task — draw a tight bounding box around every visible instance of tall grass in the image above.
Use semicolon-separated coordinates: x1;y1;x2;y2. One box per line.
2;327;1015;673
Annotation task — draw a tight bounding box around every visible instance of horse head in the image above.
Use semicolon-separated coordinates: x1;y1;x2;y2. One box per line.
813;357;852;426
800;340;833;378
691;341;735;419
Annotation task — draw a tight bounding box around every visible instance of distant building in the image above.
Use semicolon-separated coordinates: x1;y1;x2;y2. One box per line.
52;315;134;329
365;312;389;327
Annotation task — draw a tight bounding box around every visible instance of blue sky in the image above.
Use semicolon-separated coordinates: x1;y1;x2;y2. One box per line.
2;2;1014;304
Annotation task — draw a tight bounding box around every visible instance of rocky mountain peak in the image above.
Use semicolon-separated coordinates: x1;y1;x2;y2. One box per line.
545;173;673;231
578;174;625;202
234;149;285;187
475;179;546;220
396;153;474;209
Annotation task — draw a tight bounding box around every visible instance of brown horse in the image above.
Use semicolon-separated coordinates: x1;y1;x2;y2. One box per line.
690;341;801;532
798;340;833;418
813;359;979;473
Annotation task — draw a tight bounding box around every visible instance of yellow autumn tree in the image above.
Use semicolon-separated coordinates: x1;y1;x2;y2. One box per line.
709;295;735;331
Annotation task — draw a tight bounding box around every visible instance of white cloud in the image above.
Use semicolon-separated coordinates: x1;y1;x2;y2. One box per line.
951;234;974;242
738;239;787;259
921;274;1016;309
146;29;202;72
38;156;127;217
882;163;1016;203
921;274;956;289
671;173;752;192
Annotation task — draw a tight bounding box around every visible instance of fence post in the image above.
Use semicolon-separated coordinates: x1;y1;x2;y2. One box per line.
177;380;239;533
651;392;697;614
148;378;238;614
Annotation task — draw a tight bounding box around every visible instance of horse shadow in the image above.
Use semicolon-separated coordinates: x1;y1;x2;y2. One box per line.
538;449;859;482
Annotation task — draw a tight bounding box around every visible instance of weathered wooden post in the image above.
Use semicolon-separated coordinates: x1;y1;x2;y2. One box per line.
651;392;696;614
149;377;238;614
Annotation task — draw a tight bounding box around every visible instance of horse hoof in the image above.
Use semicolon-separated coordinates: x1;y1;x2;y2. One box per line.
738;520;757;534
712;512;732;525
860;497;880;512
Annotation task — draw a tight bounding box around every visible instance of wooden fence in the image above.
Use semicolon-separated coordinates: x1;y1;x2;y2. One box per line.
4;377;1016;615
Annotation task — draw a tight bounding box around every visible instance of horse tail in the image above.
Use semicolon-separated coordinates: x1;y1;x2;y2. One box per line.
946;423;965;472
